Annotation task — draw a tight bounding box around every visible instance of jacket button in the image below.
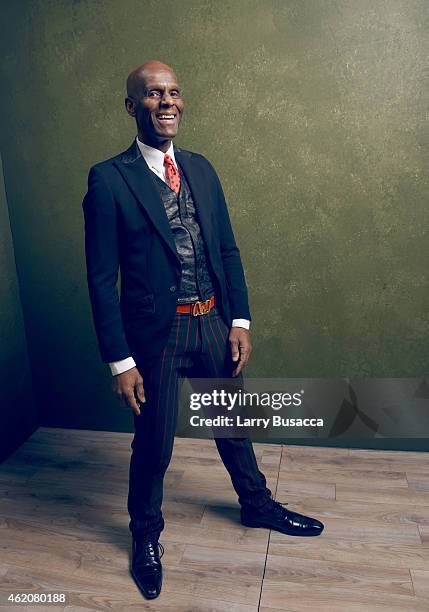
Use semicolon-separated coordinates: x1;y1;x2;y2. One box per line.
170;285;177;293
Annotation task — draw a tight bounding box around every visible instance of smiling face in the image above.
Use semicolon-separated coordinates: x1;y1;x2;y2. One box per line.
125;61;184;152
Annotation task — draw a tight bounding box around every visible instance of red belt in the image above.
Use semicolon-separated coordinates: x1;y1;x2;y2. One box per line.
176;295;215;316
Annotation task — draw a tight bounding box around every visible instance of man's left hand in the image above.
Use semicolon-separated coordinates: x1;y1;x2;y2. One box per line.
229;327;252;377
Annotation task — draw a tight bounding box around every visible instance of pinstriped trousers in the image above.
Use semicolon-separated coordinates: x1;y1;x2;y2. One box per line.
127;305;270;539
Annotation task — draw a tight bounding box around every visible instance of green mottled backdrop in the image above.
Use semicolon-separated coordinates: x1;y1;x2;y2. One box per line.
0;155;38;459
1;1;428;437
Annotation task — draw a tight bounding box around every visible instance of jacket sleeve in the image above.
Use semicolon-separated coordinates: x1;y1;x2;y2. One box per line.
211;165;251;322
82;166;132;363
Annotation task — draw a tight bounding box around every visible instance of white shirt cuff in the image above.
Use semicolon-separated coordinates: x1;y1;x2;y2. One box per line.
109;356;136;376
231;318;250;330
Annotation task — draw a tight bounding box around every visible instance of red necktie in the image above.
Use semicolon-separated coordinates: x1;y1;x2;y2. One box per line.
164;154;180;194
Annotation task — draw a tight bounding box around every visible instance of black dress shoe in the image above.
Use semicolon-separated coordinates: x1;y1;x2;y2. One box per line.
130;538;164;599
241;498;324;536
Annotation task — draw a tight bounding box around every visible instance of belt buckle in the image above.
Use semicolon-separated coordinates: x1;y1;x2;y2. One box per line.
192;298;211;317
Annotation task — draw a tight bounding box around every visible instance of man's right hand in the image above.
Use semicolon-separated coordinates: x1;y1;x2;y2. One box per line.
112;367;145;415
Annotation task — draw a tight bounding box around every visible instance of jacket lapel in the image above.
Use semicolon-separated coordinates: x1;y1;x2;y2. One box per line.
113;141;180;263
174;147;213;249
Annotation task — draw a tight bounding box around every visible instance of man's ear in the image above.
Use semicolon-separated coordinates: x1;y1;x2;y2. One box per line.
125;97;136;117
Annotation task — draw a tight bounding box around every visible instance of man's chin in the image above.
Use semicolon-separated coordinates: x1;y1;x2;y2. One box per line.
155;129;177;140
140;130;177;148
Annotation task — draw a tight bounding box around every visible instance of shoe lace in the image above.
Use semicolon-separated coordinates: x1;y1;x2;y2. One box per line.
270;498;289;518
146;541;165;558
134;540;165;559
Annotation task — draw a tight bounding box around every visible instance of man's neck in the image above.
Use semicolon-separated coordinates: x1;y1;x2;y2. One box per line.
137;134;172;154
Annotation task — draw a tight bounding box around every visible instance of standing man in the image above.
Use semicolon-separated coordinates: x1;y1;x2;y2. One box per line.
82;60;324;600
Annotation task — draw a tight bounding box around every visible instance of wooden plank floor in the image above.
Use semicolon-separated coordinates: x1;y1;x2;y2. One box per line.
0;428;429;611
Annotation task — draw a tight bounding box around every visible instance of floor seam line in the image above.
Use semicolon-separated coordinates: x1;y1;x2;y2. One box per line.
257;443;284;611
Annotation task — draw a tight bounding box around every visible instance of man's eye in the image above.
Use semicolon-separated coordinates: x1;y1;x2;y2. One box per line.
147;91;161;97
171;91;180;97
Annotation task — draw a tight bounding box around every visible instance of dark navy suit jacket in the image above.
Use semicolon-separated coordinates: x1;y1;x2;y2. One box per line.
82;140;251;365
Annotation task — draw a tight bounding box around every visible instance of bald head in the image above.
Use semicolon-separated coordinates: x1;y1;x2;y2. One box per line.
126;60;177;98
125;60;184;152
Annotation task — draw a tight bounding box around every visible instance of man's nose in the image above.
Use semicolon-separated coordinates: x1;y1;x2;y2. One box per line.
160;92;174;106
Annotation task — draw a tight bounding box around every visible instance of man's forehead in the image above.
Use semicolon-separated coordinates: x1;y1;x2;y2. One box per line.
142;68;180;87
